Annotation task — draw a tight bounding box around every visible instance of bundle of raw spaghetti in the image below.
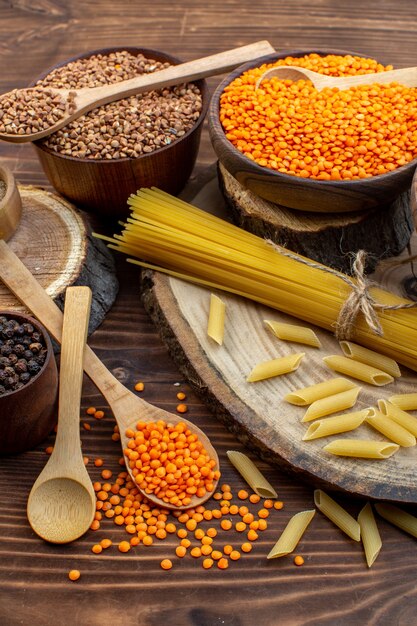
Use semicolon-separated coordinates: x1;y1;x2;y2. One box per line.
96;188;417;372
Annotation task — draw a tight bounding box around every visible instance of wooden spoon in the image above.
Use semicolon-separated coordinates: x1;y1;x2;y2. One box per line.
0;41;275;143
0;240;219;510
255;64;417;91
0;165;22;241
27;286;95;543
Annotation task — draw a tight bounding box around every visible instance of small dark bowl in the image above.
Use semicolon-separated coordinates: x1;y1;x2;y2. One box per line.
31;47;209;217
0;312;58;455
208;49;417;213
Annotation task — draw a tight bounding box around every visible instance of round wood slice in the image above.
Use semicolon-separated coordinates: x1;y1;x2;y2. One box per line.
141;174;417;503
0;185;118;335
218;162;414;274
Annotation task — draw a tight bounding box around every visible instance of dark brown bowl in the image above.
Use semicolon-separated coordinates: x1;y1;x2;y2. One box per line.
0;312;58;455
208;49;417;213
31;47;209;217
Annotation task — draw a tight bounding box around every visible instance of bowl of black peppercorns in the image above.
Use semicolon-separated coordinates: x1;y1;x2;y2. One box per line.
0;311;58;455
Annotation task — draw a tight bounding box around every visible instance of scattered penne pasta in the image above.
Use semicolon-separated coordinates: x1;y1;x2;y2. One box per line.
323;355;394;386
323;439;399;459
314;490;360;541
378;399;417;438
389;393;417;412
207;293;226;345
264;320;321;348
246;353;304;382
358;502;382;568
302;409;369;441
227;450;277;498
302;387;360;422
339;341;401;378
284;377;357;406
374;503;417;538
267;510;316;559
366;408;416;447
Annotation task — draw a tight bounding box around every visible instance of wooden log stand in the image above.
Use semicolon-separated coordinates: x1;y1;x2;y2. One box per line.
0;186;118;335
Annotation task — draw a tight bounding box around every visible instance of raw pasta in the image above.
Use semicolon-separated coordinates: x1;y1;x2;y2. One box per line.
207;293;226;345
284;377;357;406
246;353;304;382
267;510;315;559
227;450;277;498
302;387;360;422
378;399;417;438
340;341;401;378
366;408;416;447
323;439;399;459
302;409;369;441
358;502;382;568
264;320;321;348
314;490;360;541
374;503;417;538
323;355;394;386
389;393;417;411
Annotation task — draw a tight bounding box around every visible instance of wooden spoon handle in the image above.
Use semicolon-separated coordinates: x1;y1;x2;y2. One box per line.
75;41;276;109
54;287;91;456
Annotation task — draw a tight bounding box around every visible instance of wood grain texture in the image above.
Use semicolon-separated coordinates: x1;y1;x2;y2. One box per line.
2;1;417;624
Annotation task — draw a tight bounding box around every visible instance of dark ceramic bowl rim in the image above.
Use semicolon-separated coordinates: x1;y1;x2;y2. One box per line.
31;46;209;164
208;48;417;189
0;311;54;398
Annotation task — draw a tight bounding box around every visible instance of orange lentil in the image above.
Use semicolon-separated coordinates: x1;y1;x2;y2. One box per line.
118;541;131;553
213;492;223;500
190;547;202;558
100;539;112;549
237;489;249;500
220;519;232;531
247;529;259;541
220;54;416;181
180;538;191;549
217;557;229;570
101;469;113;480
241;542;253;553
68;570;81;581
249;494;261;504
176;391;186;401
91;544;102;554
186;519;197;531
211;550;222;561
90;520;100;531
176;403;188;413
195;528;205;540
45;446;54;455
86;407;96;415
160;559;173;570
83;456;89;466
274;501;284;510
202;558;214;569
94;458;104;467
112;433;120;442
201;535;213;545
142;535;153;546
177;528;188;539
258;519;268;531
201;544;213;556
263;500;274;509
258;508;269;519
94;410;104;420
294;555;305;566
176;545;187;557
206;527;217;538
242;513;254;524
223;544;233;555
130;536;140;546
211;509;222;519
229;505;239;515
134;382;145;392
83;422;91;431
235;521;247;532
220;505;230;515
230;550;241;561
203;510;213;521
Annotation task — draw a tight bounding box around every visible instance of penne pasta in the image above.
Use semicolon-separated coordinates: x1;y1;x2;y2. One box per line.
323;355;394;386
314;490;360;541
302;387;360;422
246;353;304;382
339;341;401;378
374;503;417;538
207;293;226;345
227;450;277;498
358;502;382;568
366;408;416;447
389;393;417;411
284;377;357;406
264;320;321;348
378;399;417;438
267;510;315;559
323;439;399;459
302;409;369;441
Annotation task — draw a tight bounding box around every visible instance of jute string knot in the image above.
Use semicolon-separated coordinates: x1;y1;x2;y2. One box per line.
266;241;417;341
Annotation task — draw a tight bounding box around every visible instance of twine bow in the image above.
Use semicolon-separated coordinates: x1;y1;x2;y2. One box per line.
266;241;417;340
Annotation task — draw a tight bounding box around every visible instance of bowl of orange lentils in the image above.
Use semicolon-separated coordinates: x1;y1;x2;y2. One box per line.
208;49;417;213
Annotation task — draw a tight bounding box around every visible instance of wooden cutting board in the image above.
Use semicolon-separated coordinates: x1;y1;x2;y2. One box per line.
142;174;417;504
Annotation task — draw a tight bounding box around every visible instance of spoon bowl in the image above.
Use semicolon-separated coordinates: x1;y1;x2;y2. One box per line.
27;286;96;543
0;241;219;510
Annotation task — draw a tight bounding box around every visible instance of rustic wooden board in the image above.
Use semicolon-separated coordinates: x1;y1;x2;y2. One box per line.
142;177;417;504
0;186;118;334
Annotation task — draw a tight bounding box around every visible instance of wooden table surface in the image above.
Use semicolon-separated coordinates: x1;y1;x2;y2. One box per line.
2;2;417;625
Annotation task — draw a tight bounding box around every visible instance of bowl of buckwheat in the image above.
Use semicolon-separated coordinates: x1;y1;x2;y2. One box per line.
30;47;209;217
0;311;58;455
